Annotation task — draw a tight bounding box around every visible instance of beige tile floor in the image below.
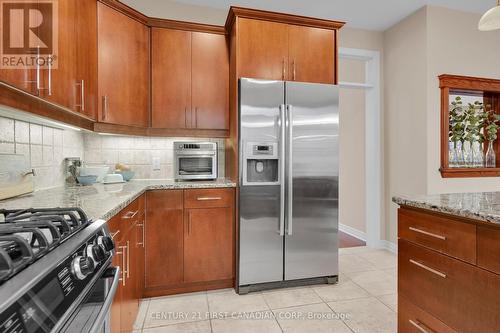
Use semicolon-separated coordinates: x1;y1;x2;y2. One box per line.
133;246;397;333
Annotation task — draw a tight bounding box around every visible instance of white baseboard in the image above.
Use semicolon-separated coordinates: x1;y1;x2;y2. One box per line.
378;240;398;253
339;224;397;253
339;224;367;242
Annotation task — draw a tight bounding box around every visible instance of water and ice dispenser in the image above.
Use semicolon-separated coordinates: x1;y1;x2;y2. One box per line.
242;142;280;186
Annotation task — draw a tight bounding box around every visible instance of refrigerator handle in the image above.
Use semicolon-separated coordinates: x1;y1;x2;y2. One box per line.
286;104;293;236
279;104;286;236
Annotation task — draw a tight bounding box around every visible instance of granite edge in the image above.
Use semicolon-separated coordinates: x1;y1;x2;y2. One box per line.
99;182;237;221
392;196;500;226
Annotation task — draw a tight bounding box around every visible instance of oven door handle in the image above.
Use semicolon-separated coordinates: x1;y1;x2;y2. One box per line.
88;266;120;333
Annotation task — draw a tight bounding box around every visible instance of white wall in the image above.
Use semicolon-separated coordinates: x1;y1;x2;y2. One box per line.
383;7;428;243
426;6;500;194
120;0;227;25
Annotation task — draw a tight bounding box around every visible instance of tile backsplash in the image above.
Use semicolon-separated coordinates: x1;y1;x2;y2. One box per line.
0;115;226;191
83;133;225;179
0;116;85;190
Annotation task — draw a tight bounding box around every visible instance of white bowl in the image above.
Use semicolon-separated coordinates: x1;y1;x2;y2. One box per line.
103;173;125;184
79;166;110;183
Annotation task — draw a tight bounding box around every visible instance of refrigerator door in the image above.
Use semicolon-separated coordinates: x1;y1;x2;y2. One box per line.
239;78;285;285
284;81;339;281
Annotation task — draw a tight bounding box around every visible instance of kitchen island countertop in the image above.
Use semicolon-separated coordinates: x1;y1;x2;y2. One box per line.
0;179;236;221
393;192;500;227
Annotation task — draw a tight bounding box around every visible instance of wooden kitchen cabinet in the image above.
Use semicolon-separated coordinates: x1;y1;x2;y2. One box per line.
108;195;145;333
397;207;500;332
235;15;338;84
144;188;235;297
75;0;98;119
98;2;149;127
184;206;234;283
151;28;228;131
191;32;229;130
288;25;335;84
0;0;97;118
145;190;184;289
151;28;191;129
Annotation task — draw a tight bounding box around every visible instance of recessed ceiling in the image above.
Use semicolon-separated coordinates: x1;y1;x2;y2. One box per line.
121;0;494;30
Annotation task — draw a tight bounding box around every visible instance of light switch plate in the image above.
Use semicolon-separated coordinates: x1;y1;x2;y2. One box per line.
152;157;161;170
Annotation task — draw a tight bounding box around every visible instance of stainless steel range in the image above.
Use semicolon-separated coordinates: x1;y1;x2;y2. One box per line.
0;208;119;333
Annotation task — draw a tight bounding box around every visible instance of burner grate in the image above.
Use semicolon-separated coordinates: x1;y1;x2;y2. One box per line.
0;207;92;282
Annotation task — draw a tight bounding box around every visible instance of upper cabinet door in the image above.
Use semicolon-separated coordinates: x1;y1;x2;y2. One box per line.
98;3;149;127
288;26;335;84
191;32;229;130
151;28;191;129
75;0;98;120
40;0;77;109
237;18;289;81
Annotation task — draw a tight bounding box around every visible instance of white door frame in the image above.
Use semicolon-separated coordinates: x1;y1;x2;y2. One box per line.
338;47;383;249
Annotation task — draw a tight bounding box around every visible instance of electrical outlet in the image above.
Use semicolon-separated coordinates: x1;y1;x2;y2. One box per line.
152;157;161;170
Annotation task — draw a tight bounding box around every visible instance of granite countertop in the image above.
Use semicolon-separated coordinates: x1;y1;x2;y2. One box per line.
0;179;236;221
393;192;500;226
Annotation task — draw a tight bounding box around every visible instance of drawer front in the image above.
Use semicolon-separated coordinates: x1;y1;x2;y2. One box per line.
399;240;500;332
477;226;500;275
399;295;457;333
398;208;476;264
184;188;234;208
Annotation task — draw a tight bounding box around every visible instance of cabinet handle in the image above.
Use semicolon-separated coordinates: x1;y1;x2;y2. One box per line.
185;107;188;128
122;210;138;220
409;259;446;278
195;107;198;128
282;58;286;80
102;96;108;120
196;197;221;201
110;230;120;239
47;56;52;96
137;223;145;247
409;227;446;240
36;46;41;93
126;240;130;279
292;60;296;81
117;246;127;286
75;80;85;111
408;319;432;333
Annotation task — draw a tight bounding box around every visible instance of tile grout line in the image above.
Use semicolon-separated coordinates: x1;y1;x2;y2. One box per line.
324;301;356;333
206;291;214;333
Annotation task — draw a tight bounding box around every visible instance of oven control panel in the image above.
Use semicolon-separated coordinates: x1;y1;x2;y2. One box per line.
0;230;114;333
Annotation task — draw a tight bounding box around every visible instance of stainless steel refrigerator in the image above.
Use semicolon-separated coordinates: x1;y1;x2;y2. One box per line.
238;78;339;293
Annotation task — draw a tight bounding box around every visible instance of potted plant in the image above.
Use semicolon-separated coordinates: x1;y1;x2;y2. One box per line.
449;97;466;167
484;106;500;168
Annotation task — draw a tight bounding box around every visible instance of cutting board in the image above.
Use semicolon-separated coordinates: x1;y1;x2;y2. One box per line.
0;153;34;200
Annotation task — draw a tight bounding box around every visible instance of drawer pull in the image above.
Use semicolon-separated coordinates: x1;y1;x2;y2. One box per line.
196;197;221;201
409;227;446;240
409;259;447;278
409;319;432;333
122;210;139;219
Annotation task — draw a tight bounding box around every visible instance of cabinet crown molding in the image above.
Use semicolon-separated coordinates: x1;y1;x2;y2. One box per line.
225;6;345;32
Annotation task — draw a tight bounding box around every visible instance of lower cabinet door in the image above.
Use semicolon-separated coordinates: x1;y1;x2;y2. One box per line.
145;190;184;289
184;207;233;283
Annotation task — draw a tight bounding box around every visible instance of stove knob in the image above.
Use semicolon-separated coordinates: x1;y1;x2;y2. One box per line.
97;236;114;252
87;244;106;263
71;256;95;280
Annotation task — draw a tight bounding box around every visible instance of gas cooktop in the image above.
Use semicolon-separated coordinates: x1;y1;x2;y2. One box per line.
0;207;95;283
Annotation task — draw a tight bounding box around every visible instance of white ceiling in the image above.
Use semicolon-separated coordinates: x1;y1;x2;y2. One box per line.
122;0;494;30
